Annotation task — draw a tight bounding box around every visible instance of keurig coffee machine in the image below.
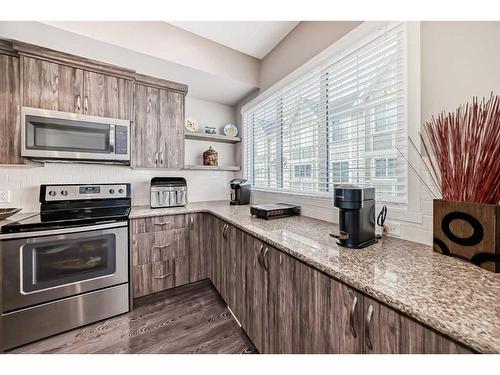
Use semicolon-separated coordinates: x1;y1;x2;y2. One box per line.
331;185;377;248
229;178;251;205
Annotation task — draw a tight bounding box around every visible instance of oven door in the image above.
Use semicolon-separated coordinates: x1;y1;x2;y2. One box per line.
21;107;130;162
1;222;128;312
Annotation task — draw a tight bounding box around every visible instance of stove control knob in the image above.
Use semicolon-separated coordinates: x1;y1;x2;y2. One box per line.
118;188;124;194
48;190;56;196
61;190;68;196
109;189;115;194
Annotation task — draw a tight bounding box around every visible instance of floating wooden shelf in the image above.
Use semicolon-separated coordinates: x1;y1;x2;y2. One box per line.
183;165;241;171
184;132;241;144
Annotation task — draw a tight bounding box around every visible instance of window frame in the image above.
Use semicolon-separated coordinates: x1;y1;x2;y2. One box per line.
242;21;422;224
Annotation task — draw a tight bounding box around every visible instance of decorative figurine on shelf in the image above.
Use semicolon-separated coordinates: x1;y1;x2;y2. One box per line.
204;126;217;134
224;124;238;137
203;146;218;166
185;118;199;133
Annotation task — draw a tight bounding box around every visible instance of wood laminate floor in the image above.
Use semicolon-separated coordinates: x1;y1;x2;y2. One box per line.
11;280;257;354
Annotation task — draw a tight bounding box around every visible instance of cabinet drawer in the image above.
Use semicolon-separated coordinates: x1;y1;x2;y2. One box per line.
132;228;188;266
132;256;190;298
131;214;189;234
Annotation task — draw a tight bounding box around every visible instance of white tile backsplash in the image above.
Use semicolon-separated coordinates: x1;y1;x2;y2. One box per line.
0;163;237;213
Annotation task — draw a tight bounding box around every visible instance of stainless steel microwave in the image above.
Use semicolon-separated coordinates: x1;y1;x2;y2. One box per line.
21;107;130;164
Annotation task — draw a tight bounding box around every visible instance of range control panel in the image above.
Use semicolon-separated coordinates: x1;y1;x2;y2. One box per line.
42;184;130;202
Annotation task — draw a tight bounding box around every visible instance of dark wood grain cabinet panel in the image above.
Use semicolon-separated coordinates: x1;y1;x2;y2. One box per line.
132;79;186;169
83;71;132;119
0;52;26;165
363;296;472;354
158;89;184;168
188;213;209;283
22;56;84;113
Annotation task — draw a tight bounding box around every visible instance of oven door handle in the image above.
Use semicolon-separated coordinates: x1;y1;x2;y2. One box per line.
0;221;128;240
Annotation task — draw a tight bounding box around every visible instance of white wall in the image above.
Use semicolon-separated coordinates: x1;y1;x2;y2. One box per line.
245;21;500;245
260;21;361;91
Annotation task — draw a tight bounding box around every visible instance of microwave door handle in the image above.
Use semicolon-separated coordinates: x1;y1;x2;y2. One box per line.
109;125;115;153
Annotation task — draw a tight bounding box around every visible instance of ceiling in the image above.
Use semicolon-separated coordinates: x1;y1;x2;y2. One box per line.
168;21;299;59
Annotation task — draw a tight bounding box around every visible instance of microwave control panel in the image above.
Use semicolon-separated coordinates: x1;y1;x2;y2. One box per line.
115;125;128;155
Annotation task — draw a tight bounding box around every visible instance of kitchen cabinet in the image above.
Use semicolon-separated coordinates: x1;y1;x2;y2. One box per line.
188;213;209;283
363;296;472;354
132;74;187;169
21;57;132;119
0;45;26;165
131;214;191;298
130;213;474;354
83;71;132;119
22;56;84;113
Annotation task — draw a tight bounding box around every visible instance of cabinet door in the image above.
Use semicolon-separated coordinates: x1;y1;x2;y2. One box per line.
0;53;25;164
363;296;472;354
188;213;209;283
242;233;266;352
83;71;132;119
22;56;84;113
210;217;225;294
158;89;184;168
132;84;159;168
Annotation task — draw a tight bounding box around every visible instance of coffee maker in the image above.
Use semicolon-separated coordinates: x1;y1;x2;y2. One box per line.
331;185;377;248
229;178;251;205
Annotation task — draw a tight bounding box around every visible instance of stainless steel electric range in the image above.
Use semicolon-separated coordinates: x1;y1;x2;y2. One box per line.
0;183;131;350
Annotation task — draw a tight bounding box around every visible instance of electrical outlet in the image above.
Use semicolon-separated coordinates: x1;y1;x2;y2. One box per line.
0;190;11;203
384;221;401;236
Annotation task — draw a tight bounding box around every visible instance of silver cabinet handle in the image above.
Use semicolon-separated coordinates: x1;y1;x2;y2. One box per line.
190;217;194;229
154;151;158;165
365;304;374;350
153;243;171;250
349;295;358;338
84;96;88;113
222;224;229;239
76;95;81;111
154;221;170;228
160;150;164;165
257;245;264;268
153;273;171;279
263;247;270;271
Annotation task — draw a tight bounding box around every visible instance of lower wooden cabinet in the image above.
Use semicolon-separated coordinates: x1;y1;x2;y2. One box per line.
130;213;473;354
130;213;207;298
363;296;471;354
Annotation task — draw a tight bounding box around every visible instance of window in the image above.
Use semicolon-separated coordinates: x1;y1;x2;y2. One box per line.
332;161;349;183
243;23;408;208
294;164;312;178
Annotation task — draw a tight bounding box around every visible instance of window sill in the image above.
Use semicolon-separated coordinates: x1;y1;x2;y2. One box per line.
250;188;423;225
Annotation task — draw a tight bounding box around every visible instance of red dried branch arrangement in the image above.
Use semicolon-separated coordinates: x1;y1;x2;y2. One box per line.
422;94;500;204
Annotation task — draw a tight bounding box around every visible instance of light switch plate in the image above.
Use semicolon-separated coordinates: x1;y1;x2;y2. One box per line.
0;190;11;203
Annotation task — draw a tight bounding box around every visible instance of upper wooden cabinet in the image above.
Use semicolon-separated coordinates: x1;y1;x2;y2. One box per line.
15;41;135;120
83;71;132;119
22;56;84;113
0;43;26;165
22;57;133;120
132;74;187;169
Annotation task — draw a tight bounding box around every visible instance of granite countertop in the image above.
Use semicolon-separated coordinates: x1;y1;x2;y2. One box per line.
131;201;500;353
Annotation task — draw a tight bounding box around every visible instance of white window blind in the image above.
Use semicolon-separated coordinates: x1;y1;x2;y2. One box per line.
243;23;408;207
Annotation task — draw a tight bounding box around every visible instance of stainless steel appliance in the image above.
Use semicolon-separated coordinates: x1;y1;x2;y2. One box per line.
0;183;131;350
150;177;188;208
331;185;377;248
229;178;251;205
21;107;130;164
